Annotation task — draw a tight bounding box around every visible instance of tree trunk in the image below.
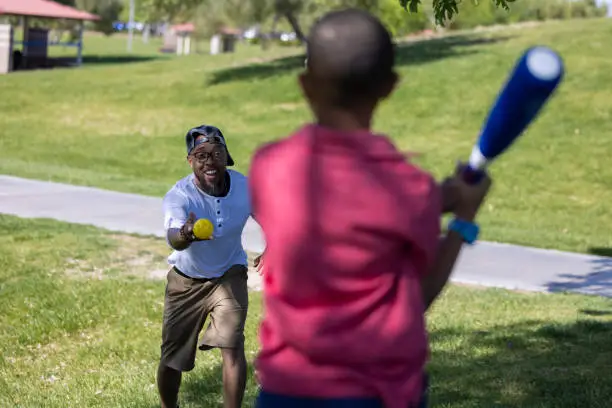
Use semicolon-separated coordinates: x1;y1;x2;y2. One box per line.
271;14;280;33
283;11;306;45
142;24;150;43
261;33;270;51
260;14;281;51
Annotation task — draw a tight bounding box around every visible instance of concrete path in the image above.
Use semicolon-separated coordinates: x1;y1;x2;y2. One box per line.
1;174;611;297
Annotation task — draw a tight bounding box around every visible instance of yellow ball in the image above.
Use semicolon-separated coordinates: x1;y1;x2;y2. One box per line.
193;218;214;239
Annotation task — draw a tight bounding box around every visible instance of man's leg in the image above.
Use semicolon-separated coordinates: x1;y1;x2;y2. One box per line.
158;268;211;408
221;345;247;408
157;363;182;408
199;265;250;408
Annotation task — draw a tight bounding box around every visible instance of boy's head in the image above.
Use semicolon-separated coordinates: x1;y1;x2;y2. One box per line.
299;8;397;117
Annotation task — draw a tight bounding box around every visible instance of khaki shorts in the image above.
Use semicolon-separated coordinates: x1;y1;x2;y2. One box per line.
160;264;249;372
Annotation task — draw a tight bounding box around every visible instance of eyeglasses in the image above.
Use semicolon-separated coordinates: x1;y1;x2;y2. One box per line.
192;149;227;163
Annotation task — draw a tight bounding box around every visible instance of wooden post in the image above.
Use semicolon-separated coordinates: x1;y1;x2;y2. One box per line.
176;34;183;55
184;35;191;55
22;17;29;68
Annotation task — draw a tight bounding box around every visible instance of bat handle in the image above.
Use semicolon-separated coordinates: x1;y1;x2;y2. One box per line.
462;145;488;185
462;165;485;185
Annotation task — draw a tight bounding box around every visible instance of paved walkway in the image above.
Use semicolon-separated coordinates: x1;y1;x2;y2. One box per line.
1;175;611;297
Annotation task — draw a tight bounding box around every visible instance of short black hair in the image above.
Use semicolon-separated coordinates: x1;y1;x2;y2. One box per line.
305;8;395;107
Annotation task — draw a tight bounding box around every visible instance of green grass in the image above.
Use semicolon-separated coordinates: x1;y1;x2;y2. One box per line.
1;19;612;254
1;214;611;407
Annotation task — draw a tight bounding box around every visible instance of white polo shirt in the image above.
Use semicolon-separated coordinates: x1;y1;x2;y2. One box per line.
162;170;251;279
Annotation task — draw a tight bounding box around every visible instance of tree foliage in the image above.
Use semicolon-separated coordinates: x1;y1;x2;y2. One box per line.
43;0;123;36
137;0;193;21
118;0;606;49
132;0;517;32
399;0;515;25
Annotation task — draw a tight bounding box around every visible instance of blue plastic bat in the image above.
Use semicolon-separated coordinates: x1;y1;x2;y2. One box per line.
463;46;564;183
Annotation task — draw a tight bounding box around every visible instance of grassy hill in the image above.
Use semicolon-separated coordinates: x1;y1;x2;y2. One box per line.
1;19;611;253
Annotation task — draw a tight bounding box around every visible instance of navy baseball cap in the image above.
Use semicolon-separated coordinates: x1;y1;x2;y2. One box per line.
185;124;235;166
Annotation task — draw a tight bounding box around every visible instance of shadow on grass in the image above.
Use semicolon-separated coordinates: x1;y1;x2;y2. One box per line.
428;319;612;407
179;364;224;407
81;55;163;65
168;319;612;407
207;34;512;86
14;55;163;72
589;247;612;257
581;308;612;316
179;360;259;408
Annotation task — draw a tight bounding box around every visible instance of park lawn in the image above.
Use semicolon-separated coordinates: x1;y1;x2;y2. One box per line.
1;214;611;407
0;18;612;254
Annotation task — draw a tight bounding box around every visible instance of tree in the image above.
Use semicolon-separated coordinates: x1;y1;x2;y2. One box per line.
51;0;124;36
399;0;516;25
90;0;124;35
139;0;204;21
274;0;308;43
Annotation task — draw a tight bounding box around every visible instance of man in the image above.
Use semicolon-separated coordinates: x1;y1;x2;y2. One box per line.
158;124;253;408
249;9;492;408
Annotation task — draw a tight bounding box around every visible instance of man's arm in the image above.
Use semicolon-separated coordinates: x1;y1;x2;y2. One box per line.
163;192;196;251
167;229;191;251
247;150;268;273
167;215;196;251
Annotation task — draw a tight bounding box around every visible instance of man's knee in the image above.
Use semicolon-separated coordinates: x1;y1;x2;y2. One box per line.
221;345;245;367
158;362;182;376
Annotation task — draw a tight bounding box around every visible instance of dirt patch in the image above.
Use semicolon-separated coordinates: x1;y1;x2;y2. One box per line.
64;234;172;280
246;57;267;64
64;234;264;289
274;102;302;111
397;20;543;45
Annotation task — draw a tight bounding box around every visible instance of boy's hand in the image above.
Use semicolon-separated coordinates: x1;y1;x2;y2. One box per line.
253;253;264;275
440;177;461;213
450;162;493;221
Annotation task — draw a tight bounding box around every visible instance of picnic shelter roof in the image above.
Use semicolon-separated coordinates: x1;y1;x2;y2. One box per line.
0;0;99;21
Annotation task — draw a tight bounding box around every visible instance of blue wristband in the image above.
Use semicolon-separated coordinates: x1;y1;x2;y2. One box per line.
448;218;480;245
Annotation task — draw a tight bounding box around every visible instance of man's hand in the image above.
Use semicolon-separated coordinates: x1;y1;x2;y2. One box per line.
181;212;213;242
168;212;213;251
253;253;264;275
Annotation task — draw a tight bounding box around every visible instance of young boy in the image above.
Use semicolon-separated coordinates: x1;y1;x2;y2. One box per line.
248;9;492;408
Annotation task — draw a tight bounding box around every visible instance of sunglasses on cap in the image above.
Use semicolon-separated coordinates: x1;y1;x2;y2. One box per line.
185;125;235;166
193;134;225;148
